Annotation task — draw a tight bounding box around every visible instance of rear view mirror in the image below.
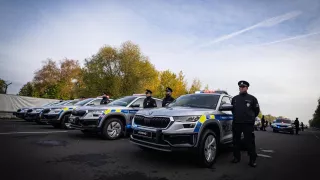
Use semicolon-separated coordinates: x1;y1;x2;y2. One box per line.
219;103;233;111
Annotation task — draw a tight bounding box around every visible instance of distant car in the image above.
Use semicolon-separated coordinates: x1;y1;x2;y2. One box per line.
271;118;294;134
69;95;163;140
15;102;59;121
254;117;261;130
39;99;97;128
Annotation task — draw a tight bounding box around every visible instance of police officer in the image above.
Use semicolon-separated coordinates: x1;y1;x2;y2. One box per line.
294;118;300;134
162;87;175;107
100;93;110;105
301;122;304;131
143;89;157;108
231;80;260;167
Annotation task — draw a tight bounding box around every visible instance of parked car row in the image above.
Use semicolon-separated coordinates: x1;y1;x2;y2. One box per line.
15;90;238;168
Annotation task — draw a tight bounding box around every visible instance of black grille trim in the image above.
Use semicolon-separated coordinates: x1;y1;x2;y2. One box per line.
72;110;86;116
134;115;170;128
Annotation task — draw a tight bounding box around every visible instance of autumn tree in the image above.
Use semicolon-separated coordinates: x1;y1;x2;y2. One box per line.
19;82;34;96
57;59;82;99
0;78;5;94
189;78;202;94
33;59;60;98
156;70;187;98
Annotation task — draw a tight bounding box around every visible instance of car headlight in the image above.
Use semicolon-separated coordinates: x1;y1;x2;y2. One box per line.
173;116;200;122
35;109;43;113
287;125;292;128
51;109;63;113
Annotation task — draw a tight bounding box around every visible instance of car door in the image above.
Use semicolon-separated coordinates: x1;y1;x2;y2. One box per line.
219;96;233;142
128;97;145;123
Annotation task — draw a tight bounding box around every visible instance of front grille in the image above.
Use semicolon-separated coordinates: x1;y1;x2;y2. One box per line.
27;109;32;113
134;115;170;128
17;109;21;112
72;110;86;116
43;108;50;113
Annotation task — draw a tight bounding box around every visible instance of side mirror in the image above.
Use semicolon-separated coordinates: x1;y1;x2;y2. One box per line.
219;103;233;111
131;104;140;108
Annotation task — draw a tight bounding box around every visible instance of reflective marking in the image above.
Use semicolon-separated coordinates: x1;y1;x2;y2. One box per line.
115;109;121;112
257;154;272;158
0;131;68;135
198;115;207;123
104;109;112;114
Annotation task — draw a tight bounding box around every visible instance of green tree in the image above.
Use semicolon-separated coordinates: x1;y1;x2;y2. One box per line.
311;97;320;128
189;78;202;94
33;59;60;98
0;78;5;94
156;70;187;98
19;82;34;96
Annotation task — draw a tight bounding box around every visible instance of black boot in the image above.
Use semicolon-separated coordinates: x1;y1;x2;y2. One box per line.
231;158;240;163
248;160;257;167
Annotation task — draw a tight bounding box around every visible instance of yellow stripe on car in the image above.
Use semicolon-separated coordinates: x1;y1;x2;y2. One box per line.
115;109;121;112
104;109;112;114
198;115;207;123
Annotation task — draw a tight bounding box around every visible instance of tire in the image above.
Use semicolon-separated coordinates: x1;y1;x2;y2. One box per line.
273;129;278;133
101;118;124;140
60;114;71;129
290;131;294;135
197;129;218;168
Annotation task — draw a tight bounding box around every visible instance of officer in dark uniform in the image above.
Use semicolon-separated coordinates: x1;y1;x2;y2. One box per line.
301;122;304;131
231;80;260;167
162;87;175;107
294;118;300;134
143;89;157;108
100;93;110;105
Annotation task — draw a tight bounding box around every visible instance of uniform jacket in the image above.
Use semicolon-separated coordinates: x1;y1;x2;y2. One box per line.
143;97;157;108
162;95;175;107
231;93;260;124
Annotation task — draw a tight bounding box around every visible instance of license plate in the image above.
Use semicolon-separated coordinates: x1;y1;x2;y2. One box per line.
134;130;152;138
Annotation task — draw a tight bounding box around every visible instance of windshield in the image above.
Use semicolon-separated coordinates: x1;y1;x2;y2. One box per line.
74;99;92;106
275;119;292;124
107;96;137;107
168;94;220;109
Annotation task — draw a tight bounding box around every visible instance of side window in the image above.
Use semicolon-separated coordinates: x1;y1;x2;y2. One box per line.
131;98;145;108
91;99;102;106
156;100;162;107
221;96;231;105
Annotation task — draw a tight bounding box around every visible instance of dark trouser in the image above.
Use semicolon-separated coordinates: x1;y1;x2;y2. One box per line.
296;127;299;134
233;123;257;161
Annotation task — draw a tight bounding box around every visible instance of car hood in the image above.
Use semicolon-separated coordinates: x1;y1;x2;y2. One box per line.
46;105;80;110
136;106;215;117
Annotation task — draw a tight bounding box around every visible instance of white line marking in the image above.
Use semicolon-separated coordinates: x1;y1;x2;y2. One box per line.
311;131;320;140
0;131;68;135
260;149;275;153
257;154;272;158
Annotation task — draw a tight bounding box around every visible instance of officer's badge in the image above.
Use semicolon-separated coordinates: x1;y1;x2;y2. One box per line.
247;103;250;107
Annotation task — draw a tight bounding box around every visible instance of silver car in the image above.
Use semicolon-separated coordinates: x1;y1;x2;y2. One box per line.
130;91;234;167
69;95;163;140
43;98;102;128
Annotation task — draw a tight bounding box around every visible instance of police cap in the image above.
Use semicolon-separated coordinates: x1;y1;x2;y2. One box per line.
165;87;173;92
145;89;152;94
238;80;250;87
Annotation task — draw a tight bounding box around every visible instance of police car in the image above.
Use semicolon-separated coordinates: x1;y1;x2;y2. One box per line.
271;118;294;134
69;95;163;140
130;90;234;167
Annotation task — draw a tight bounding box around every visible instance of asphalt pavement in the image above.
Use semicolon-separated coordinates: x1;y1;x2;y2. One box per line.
0;120;319;180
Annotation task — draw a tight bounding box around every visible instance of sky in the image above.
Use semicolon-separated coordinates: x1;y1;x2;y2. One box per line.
0;0;320;123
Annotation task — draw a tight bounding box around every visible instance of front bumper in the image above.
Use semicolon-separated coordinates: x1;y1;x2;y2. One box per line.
25;113;40;120
16;112;26;119
69;117;100;131
130;129;198;152
273;126;294;132
44;114;61;124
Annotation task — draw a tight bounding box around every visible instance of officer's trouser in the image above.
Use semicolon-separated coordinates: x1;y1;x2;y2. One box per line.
296;127;299;134
232;123;257;161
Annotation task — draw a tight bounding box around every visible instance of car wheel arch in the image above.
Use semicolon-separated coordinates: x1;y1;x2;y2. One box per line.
196;121;221;147
101;114;126;131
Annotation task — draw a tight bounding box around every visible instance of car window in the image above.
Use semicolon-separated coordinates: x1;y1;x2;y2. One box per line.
221;96;231;105
74;98;93;106
168;94;220;109
156;99;162;107
91;99;102;106
131;98;145;108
